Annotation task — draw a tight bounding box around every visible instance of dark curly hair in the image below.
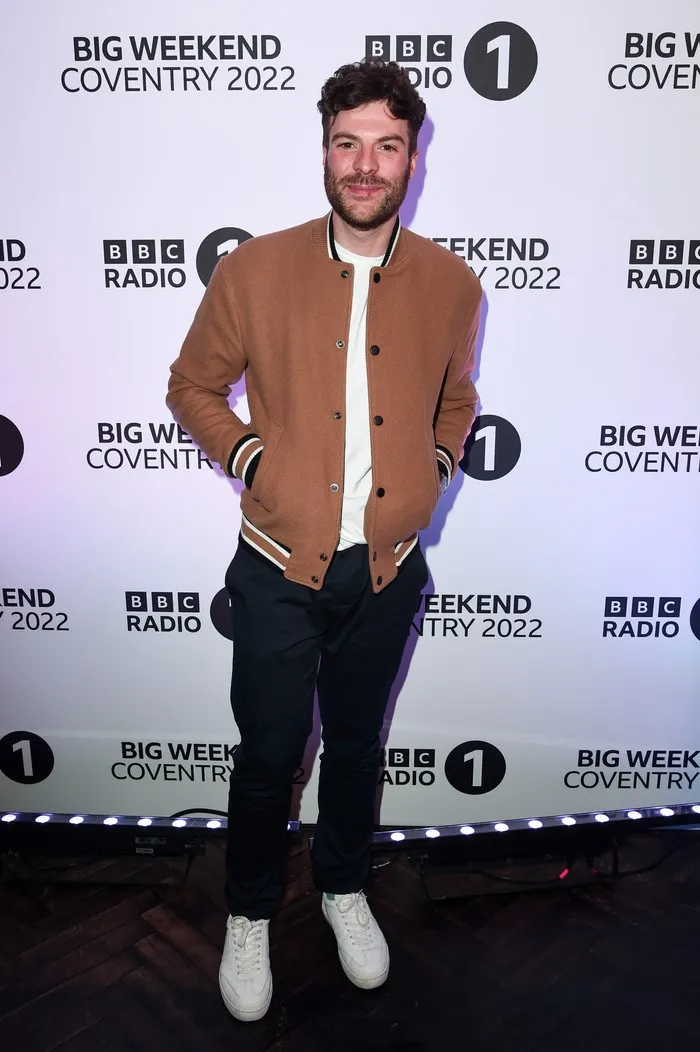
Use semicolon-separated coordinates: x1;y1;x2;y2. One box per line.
317;58;426;156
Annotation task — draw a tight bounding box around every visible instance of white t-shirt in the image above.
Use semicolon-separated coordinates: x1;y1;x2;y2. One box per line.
334;243;384;550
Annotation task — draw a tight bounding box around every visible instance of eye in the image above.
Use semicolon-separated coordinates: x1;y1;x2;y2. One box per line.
380;144;398;151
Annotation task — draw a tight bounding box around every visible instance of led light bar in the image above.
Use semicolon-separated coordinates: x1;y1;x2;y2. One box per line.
369;801;700;847
0;812;300;832
0;803;694;849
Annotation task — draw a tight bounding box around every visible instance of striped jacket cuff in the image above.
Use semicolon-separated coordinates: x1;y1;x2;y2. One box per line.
436;445;454;486
228;434;264;485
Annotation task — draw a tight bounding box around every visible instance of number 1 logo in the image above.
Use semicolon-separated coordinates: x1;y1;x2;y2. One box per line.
444;739;507;795
210;587;234;641
463;23;538;101
460;414;521;480
0;415;24;477
196;227;254;287
0;731;55;783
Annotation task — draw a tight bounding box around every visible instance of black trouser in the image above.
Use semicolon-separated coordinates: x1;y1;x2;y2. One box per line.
223;539;428;920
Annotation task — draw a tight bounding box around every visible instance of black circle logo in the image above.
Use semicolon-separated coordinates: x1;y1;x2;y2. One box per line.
445;740;506;795
464;23;538;100
0;416;24;477
210;587;233;640
460;414;521;480
0;731;55;784
690;599;700;642
196;227;254;286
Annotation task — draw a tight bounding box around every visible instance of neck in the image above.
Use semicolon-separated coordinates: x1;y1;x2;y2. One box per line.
332;211;398;257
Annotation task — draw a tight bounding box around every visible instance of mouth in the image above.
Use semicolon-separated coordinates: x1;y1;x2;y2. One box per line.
344;183;384;198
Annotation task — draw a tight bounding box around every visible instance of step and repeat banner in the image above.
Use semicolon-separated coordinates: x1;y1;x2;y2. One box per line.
1;0;698;827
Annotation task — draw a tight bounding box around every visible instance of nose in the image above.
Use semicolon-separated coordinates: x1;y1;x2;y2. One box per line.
353;145;378;175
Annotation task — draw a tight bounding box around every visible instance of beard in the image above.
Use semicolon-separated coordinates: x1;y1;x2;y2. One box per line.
323;162;411;231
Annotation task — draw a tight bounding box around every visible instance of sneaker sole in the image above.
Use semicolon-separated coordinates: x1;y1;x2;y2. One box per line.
219;978;272;1022
338;956;389;990
322;901;390;990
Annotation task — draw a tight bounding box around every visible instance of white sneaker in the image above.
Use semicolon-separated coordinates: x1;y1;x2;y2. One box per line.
219;915;272;1022
322;891;390;989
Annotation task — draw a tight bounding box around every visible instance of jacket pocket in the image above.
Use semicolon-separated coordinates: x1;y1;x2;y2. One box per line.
250;420;283;510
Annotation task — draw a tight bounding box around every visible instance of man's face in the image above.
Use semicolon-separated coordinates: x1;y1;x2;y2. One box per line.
323;100;417;232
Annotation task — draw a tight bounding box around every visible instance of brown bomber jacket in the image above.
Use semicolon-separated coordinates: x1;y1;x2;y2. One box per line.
166;215;482;593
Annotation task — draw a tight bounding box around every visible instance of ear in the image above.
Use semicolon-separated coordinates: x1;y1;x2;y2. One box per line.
409;149;419;178
322;145;328;167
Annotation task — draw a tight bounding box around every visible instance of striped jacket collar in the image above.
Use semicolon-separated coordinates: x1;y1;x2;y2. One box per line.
326;212;401;268
309;213;407;270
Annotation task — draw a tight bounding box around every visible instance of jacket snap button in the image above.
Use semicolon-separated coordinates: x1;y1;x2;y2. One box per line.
341;270;349;278
377;576;383;585
311;576;319;584
373;273;381;283
333;412;342;420
373;415;383;426
336;339;345;348
369;345;380;355
330;483;339;492
320;553;328;561
376;487;385;497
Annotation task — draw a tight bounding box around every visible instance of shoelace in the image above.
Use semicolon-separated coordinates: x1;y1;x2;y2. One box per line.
334;892;375;948
230;917;265;976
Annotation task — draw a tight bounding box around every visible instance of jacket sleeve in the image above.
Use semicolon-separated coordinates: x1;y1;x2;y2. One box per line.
434;287;482;485
165;260;262;479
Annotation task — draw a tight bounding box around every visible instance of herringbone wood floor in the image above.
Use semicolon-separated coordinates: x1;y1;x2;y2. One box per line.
1;830;699;1052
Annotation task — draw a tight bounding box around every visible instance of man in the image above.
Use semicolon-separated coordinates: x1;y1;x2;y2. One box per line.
166;57;481;1023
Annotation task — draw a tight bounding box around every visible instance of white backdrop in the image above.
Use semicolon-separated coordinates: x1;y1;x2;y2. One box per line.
1;0;699;826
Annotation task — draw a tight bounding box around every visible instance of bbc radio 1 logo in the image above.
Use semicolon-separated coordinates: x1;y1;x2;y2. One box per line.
0;416;24;477
0;731;55;784
102;227;253;290
602;596;695;640
126;591;201;633
125;588;240;637
628;239;700;290
196;227;253;286
103;239;185;289
460;415;521;480
444;740;507;795
608;32;700;91
366;23;537;99
365;35;453;90
379;747;436;787
210;587;233;640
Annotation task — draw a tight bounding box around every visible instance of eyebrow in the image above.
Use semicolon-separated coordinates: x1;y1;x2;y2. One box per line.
330;132;407;145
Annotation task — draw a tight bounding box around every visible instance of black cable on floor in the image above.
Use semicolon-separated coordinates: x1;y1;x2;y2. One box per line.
417;831;700;897
612;833;700;878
